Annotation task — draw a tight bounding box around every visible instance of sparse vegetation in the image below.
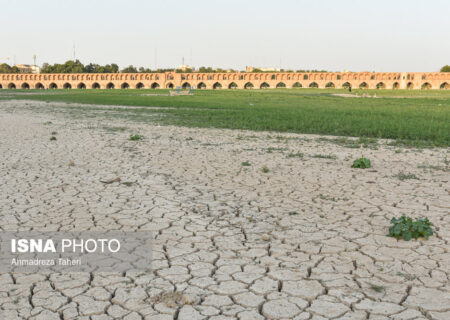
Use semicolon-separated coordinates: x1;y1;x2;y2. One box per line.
287;152;304;158
388;215;433;241
318;137;378;149
50;136;57;141
312;154;337;160
369;284;385;293
267;147;287;153
262;166;269;173
351;158;371;169
319;194;337;202
394;172;419;181
241;161;251;166
103;126;127;133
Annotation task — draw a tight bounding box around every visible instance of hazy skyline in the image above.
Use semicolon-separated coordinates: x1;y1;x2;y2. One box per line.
1;0;449;72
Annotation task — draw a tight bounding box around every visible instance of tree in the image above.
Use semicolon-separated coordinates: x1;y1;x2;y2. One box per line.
109;64;119;73
41;60;84;73
0;63;19;73
198;66;215;73
41;61;120;73
441;65;450;72
121;65;138;73
138;67;152;73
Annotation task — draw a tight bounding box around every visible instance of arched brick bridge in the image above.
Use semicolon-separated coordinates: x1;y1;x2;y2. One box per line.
1;72;449;90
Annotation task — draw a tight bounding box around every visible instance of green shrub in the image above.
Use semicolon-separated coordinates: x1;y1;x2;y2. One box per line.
241;161;251;166
351;158;371;168
388;216;433;241
50;136;57;141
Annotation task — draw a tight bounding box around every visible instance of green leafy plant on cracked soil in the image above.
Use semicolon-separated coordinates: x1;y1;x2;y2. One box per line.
351;157;371;168
388;216;433;241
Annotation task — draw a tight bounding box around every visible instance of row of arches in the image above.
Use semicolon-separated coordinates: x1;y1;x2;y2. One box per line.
2;81;450;90
176;81;448;90
4;82;164;90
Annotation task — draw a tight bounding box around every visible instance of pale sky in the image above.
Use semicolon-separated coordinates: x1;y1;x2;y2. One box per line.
1;0;449;72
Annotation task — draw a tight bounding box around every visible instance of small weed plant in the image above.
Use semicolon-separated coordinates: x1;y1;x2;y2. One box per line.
50;136;57;141
262;166;269;173
351;158;371;169
241;161;251;166
130;134;143;141
388;215;433;241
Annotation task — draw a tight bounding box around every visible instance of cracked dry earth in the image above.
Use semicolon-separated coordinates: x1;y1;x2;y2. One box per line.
0;100;449;320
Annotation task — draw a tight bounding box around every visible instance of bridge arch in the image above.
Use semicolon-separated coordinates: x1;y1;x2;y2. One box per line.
213;82;222;89
197;82;206;89
228;82;238;89
77;83;86;89
260;82;270;89
244;82;254;89
421;82;431;90
35;82;45;89
63;83;72;89
21;83;30;89
49;83;58;89
393;82;399;89
92;82;101;89
309;82;318;88
136;82;144;89
376;82;386;89
8;83;16;89
325;82;335;88
342;82;351;88
166;82;174;89
440;82;449;89
106;82;115;89
151;82;160;89
181;82;191;89
276;82;286;88
359;82;368;89
292;82;302;88
121;82;130;89
0;84;2;89
407;82;414;89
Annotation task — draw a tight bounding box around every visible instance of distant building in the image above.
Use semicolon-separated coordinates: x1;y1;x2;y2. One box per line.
14;64;40;74
177;64;195;72
246;66;280;72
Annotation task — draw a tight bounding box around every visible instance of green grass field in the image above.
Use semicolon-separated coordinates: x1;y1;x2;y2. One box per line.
1;88;449;146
